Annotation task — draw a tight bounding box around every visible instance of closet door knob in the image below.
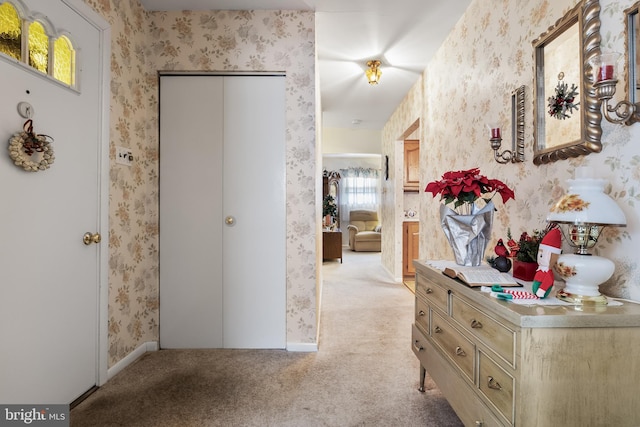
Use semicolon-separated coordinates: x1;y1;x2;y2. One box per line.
83;232;101;245
225;216;235;226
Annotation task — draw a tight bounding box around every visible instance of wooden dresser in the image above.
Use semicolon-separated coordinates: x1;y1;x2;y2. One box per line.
322;230;342;263
412;261;640;427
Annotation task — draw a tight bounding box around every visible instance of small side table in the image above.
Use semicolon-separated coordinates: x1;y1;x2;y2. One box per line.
322;229;342;263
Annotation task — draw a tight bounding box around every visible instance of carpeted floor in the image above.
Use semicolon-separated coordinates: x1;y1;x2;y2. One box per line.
70;250;462;426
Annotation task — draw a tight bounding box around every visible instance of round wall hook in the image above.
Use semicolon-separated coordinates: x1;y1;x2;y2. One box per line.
17;102;34;119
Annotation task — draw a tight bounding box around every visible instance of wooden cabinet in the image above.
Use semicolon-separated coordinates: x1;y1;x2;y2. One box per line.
322;230;342;263
403;140;419;192
412;261;640;427
403;221;419;277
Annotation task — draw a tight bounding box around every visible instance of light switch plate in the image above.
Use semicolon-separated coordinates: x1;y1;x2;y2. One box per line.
116;146;133;166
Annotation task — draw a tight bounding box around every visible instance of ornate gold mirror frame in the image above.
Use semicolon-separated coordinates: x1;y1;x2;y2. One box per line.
625;1;640;104
532;0;603;165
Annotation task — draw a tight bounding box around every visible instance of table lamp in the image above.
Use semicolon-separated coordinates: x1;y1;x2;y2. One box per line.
547;167;626;305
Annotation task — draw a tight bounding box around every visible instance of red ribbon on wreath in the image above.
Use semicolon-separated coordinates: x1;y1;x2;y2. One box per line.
21;119;53;155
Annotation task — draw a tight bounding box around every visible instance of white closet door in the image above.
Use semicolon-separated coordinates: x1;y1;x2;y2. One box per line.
223;76;286;348
159;75;286;349
159;76;224;348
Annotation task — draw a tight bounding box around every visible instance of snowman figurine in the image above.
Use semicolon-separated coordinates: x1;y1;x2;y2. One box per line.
532;228;562;298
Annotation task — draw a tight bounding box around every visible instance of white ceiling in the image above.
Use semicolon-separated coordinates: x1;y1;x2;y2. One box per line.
140;0;472;130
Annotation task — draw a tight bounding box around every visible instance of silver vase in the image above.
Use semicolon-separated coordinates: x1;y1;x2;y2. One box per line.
440;201;494;266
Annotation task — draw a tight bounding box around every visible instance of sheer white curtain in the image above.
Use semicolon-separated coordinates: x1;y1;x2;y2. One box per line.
338;167;380;227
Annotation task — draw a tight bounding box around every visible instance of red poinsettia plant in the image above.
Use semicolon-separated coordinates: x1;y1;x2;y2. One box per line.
425;168;515;214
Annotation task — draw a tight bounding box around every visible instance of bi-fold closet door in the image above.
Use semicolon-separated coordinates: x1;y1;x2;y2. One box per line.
159;74;286;349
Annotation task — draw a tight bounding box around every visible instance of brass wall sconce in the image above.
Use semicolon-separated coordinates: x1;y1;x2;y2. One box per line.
488;85;525;163
365;60;382;85
589;53;640;125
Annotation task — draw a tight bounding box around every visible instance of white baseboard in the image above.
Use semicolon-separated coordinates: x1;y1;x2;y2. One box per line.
106;341;313;378
381;263;401;282
287;342;318;352
107;341;158;380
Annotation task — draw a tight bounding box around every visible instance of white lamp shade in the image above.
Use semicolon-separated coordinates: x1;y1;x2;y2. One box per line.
548;168;625;305
547;176;626;226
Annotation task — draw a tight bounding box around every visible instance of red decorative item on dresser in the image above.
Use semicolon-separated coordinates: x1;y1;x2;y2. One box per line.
512;259;538;282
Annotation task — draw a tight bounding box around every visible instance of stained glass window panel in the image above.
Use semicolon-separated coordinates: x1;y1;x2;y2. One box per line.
28;21;48;74
0;2;21;60
54;35;74;86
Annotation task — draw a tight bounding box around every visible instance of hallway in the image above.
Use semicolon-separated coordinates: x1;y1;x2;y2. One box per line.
71;250;461;426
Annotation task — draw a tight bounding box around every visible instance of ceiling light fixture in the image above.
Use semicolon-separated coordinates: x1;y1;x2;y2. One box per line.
365;60;382;85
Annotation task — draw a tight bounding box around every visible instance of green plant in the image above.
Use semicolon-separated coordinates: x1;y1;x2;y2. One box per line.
322;194;337;217
548;79;579;120
506;229;545;263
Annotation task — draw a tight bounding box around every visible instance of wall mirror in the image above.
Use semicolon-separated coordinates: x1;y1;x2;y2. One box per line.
532;0;603;165
625;1;640;104
328;176;339;228
323;170;341;228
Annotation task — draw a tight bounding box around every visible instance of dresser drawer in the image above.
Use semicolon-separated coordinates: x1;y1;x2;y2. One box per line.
414;295;430;335
451;294;517;366
411;323;429;366
413;326;506;427
478;350;515;425
416;274;448;314
431;310;475;383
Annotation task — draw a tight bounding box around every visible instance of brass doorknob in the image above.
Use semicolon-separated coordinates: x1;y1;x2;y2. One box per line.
225;216;235;226
83;232;101;245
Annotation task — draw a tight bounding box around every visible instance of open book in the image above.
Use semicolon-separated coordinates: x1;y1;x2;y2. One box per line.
443;265;520;288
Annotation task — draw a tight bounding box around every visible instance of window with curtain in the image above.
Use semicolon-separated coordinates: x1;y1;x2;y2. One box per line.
338;167;380;226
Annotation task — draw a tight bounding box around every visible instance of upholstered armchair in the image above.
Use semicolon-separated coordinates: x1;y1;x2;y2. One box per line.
347;210;381;252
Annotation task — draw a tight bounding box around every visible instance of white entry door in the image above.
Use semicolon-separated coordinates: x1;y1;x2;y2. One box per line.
0;0;107;404
159;74;286;349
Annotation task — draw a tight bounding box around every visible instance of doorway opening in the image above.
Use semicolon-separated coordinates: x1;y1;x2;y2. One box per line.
398;119;420;293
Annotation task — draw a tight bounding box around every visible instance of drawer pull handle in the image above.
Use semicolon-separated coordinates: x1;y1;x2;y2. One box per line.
470;319;483;329
425;288;433;294
434;326;442;333
413;340;424;352
455;346;466;357
487;376;502;390
418;310;426;317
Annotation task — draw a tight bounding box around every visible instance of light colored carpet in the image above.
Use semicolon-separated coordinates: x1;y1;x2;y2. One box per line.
71;250;462;426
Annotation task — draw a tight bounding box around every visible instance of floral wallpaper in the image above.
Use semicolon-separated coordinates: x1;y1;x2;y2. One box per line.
83;0;317;367
381;81;423;279
382;0;640;302
148;10;317;349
